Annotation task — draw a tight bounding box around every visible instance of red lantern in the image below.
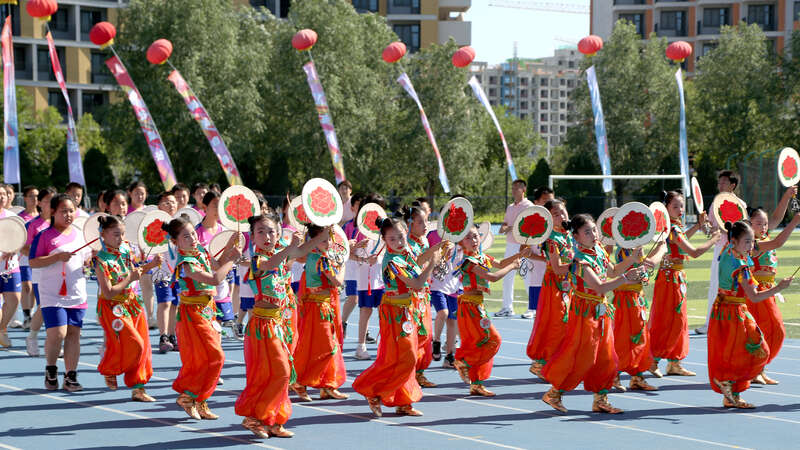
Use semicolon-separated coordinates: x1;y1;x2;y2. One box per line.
26;0;58;21
666;41;692;63
382;42;406;64
291;29;318;51
452;46;476;68
89;22;116;49
578;35;603;57
146;39;173;65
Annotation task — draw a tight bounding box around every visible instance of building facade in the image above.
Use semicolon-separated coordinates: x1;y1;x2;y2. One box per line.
591;0;798;71
470;47;581;149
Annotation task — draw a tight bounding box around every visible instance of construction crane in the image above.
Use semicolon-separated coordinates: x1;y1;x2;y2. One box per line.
489;0;590;15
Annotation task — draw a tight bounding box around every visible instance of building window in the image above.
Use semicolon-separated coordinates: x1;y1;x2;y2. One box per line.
701;43;717;56
520;77;528;86
489;88;496;96
613;0;645;4
50;6;75;40
80;8;107;41
520;89;527;98
520;113;527;120
540;90;547;98
388;0;420;14
9;4;20;36
659;10;687;37
540;113;548;122
250;1;289;18
795;1;800;21
540;78;548;86
568;61;575;68
37;47;65;82
48;89;69;119
520;101;528;110
14;45;31;80
560;79;566;86
560;102;566;109
489;76;497;85
475;75;482;83
392;23;420;53
702;8;730;31
352;0;378;13
560;114;566;121
567;79;574;88
540;125;547;133
550;113;558;122
91;51;113;84
619;13;644;37
82;92;108;118
560;90;566;98
490;100;496;106
748;5;776;31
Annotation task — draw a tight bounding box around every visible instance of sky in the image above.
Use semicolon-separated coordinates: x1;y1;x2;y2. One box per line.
463;1;590;65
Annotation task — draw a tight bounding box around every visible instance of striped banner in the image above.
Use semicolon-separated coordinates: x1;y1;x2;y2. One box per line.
167;70;242;186
468;75;517;180
2;17;19;184
46;32;85;186
106;55;177;190
302;61;345;184
397;72;450;193
586;65;612;193
675;68;690;197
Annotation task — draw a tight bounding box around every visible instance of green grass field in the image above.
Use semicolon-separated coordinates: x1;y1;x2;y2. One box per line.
482;233;800;338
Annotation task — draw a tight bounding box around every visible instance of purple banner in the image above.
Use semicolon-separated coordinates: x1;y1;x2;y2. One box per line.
2;17;19;185
47;32;85;186
106;55;177;190
302;61;346;184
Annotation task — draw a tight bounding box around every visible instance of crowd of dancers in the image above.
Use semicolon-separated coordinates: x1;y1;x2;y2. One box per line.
0;171;794;439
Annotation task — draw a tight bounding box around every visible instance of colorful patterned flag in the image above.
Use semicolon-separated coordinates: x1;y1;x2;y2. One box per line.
167;70;242;186
106;55;177;190
586;66;612;193
302;61;345;184
2;17;19;185
675;68;690;197
468;75;517;180
397;72;450;193
46;32;85;186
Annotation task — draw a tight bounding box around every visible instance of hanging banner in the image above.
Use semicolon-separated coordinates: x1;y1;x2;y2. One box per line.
106;55;177;190
2;17;19;185
586;65;612;193
302;61;345;185
468;75;517;180
675;68;690;197
46;32;85;186
167;70;242;186
397;72;450;193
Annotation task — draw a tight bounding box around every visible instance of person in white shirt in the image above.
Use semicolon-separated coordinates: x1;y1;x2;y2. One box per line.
337;181;354;225
522;187;555;319
496;179;534;317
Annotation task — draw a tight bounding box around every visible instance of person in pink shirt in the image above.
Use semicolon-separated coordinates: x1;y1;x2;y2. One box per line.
127;181;148;214
65;183;89;218
191;183;209;216
19;185;39;223
105;190;129;216
495;179;534;317
0;184;23;348
171;183;191;211
29;194;93;391
16;186;39;334
23;188;57;356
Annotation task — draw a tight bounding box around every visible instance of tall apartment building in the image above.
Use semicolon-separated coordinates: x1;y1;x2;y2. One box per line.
470;47;581;149
243;0;472;51
9;0;124;118
591;0;798;71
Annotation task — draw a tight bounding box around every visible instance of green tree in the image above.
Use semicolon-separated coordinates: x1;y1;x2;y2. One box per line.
527;157;551;196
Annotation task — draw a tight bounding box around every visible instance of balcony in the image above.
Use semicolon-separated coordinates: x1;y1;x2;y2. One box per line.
438;20;471;46
438;0;470;19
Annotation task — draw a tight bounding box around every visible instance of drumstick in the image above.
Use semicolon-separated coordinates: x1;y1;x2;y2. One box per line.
790;265;800;279
70;237;99;255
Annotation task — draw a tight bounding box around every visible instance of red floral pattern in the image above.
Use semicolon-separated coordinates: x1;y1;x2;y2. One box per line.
518;213;547;239
619;211;650;240
143;219;167;246
362;210;381;232
444;206;468;234
601;216;613;238
719;199;744;223
654;209;667;232
307;186;337;217
782;157;798;181
224;194;254;223
294;204;309;223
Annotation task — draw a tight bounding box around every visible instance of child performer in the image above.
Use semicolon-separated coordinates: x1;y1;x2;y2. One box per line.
23;187;57;357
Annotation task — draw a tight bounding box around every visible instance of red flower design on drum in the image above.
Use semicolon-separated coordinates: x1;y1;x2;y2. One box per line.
362;210;381;232
719;199;744;223
601;216;613;238
619;211;650;240
782;157;798;181
224;194;253;223
143;220;167;246
307;187;337;217
654;209;667;232
519;213;546;239
294;204;309;223
693;185;702;202
444;206;468;234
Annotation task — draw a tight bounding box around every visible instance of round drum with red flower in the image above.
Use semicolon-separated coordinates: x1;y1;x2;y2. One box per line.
778;147;800;188
219;185;259;233
301;178;343;227
596;207;618;246
137;210;173;255
288;196;308;234
649;202;670;243
477;221;494;250
84;213;110;252
437;197;474;243
711;192;748;228
512;206;552;246
691;177;704;212
329;224;350;262
612;202;656;249
356;202;387;242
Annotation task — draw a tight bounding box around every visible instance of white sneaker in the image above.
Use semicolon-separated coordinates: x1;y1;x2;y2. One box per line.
217;377;224;385
695;326;707;335
521;310;535;319
494;308;512;317
9;319;23;329
26;335;39;356
355;345;371;360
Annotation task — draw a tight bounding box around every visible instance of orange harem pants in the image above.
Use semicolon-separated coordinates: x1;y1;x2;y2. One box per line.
541;295;618;393
414;292;433;373
97;296;153;388
352;299;421;407
454;295;501;384
172;297;225;402
612;287;653;376
746;277;785;365
293;296;346;389
281;293;299;355
526;270;569;364
708;297;769;394
235;311;293;426
648;267;688;361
